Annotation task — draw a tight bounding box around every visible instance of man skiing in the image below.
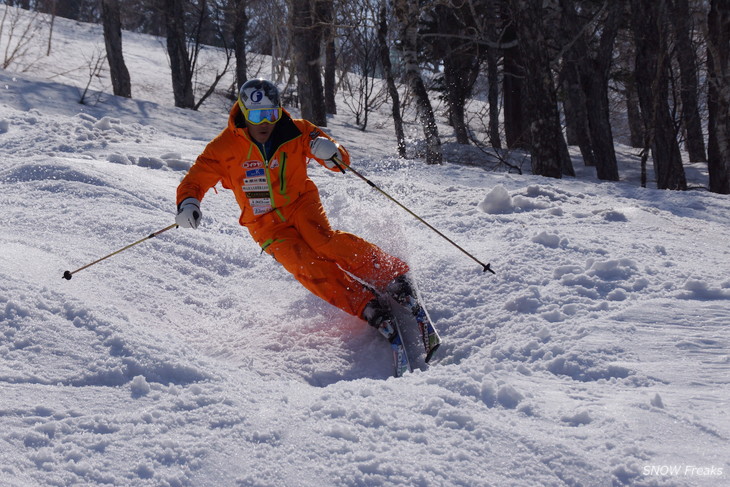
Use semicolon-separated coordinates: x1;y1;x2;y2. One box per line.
175;78;412;344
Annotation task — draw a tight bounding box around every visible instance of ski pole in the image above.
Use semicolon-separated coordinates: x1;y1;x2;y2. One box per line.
62;223;178;280
330;157;495;274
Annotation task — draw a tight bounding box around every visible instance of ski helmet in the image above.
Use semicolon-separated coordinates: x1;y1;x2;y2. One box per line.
238;79;281;111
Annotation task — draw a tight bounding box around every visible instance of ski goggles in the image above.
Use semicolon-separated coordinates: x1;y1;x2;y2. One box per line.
242;106;282;125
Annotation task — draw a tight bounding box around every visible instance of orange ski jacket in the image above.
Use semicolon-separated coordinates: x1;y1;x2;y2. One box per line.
177;103;350;225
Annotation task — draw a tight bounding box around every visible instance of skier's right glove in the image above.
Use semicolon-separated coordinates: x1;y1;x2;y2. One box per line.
310;136;339;161
176;197;202;229
310;136;345;171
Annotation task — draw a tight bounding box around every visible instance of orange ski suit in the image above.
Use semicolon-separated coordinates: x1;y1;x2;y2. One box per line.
177;103;409;318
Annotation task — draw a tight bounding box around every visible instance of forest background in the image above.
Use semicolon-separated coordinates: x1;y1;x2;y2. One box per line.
1;0;729;193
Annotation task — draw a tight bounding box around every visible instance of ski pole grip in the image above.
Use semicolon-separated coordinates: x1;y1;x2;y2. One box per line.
330;155;346;173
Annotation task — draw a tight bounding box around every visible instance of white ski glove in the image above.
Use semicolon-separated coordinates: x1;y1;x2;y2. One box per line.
310;137;341;169
176;197;202;229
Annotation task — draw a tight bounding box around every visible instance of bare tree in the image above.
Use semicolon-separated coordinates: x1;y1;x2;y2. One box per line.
162;0;232;110
559;0;621;181
706;0;730;194
508;0;572;178
78;47;106;104
101;0;131;98
377;0;406;156
337;0;385;130
614;31;645;149
392;0;442;164
46;0;56;55
320;0;336;114
288;0;327;125
482;0;503;150
422;1;485;145
164;0;195;108
559;1;597;168
630;0;687;190
670;0;707;163
0;4;43;70
501;21;527;149
232;0;248;90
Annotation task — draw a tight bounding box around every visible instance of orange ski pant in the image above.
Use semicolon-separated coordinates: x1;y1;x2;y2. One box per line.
244;189;410;318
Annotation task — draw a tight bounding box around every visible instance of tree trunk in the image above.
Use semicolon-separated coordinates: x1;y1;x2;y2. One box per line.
559;0;593;164
378;1;406;157
321;1;337;115
431;3;481;146
443;56;472;145
393;0;442;164
509;0;571;178
486;45;502;149
625;73;645;148
289;0;327;126
502;24;527;149
101;0;131;98
164;0;195;108
233;0;248;90
561;63;596;166
582;1;621;181
559;0;619;180
54;0;79;20
616;33;645;148
670;0;707;162
631;0;687;190
707;0;730;194
46;1;55;56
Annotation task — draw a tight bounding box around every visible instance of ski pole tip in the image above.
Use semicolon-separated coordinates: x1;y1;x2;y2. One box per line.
62;270;73;280
483;263;496;275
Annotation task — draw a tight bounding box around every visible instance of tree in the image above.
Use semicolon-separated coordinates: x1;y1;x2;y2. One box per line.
559;1;597;168
162;0;232;110
337;0;384;130
101;0;131;98
559;0;621;181
706;0;730;194
232;0;249;90
0;4;43;70
670;0;707;163
288;0;328;126
630;0;687;190
501;21;527;149
320;0;336;115
508;0;572;178
485;41;501;149
392;0;442;164
377;0;406;157
614;31;646;149
423;1;485;145
164;0;195;108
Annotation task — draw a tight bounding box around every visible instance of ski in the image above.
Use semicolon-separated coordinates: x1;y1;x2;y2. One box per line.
368;296;413;378
390;333;412;378
366;274;440;377
389;276;441;363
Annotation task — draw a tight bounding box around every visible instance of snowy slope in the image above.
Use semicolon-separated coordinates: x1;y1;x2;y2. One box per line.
1;7;729;487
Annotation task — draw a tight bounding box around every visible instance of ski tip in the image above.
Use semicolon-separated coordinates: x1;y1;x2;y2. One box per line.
62;270;73;280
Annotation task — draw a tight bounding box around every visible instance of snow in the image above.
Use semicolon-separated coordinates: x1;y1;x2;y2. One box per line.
1;6;729;487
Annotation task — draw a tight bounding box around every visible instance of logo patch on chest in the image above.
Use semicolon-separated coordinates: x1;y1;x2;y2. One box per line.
242;160;263;170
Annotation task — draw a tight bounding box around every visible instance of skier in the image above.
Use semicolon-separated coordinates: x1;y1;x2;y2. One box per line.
175;78;412;343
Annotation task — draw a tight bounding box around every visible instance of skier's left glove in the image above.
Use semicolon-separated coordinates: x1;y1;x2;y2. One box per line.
310;137;342;169
176;197;202;229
